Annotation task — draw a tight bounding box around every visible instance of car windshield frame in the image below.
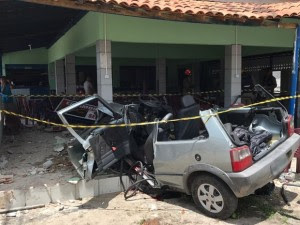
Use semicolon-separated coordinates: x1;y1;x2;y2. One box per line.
253;84;287;111
57;95;121;146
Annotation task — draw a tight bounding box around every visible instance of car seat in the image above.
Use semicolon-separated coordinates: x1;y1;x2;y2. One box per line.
174;95;200;140
144;113;173;165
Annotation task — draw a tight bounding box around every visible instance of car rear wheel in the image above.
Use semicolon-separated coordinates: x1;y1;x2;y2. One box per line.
191;175;238;219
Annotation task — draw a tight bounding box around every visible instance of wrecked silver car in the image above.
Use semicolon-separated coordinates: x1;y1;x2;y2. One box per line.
57;85;300;219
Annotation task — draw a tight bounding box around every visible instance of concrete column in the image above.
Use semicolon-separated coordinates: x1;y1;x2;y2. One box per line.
48;63;55;91
156;58;166;94
55;59;65;94
224;45;242;107
65;54;76;94
96;40;112;102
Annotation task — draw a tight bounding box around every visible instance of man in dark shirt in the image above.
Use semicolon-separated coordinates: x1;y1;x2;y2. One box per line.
262;69;277;94
183;69;194;93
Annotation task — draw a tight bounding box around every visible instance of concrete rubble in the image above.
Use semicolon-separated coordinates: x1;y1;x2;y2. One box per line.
6;212;16;217
279;171;296;182
0;127;131;211
0;156;8;170
53;136;68;153
0;175;13;184
0;128;75;191
42;159;53;170
67;177;81;185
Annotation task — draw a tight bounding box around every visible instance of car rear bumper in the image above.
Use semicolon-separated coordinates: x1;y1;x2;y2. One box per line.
227;133;300;198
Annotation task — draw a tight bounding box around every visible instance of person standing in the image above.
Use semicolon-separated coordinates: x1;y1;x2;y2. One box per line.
83;76;95;95
261;69;277;94
0;76;13;107
0;76;20;135
182;69;194;93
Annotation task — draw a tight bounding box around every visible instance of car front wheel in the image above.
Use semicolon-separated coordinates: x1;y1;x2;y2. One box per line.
191;175;238;219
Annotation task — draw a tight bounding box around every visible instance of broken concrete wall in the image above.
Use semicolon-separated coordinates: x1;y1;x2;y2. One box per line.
0;176;130;210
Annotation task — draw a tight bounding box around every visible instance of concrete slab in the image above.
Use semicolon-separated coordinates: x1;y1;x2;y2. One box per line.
99;176;130;195
76;179;99;199
25;186;51;206
50;183;76;203
0;175;130;210
0;191;25;210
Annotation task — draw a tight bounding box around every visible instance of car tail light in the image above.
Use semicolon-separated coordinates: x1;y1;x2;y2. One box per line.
230;146;253;172
287;115;294;137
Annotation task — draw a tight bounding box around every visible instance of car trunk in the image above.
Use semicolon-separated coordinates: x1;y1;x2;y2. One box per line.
218;106;289;161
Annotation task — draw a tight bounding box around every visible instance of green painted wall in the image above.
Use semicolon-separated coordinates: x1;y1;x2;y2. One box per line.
48;12;101;63
75;43;292;59
112;43;225;59
2;47;48;65
48;12;295;63
75;43;225;59
2;47;48;75
106;14;295;48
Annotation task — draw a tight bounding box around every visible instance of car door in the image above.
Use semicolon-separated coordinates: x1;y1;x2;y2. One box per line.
152;122;198;188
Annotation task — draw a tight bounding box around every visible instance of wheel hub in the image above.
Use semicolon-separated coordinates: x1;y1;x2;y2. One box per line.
197;183;224;213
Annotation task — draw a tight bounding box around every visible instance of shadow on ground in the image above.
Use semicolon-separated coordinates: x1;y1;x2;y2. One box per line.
78;192;120;209
35;184;299;225
160;186;300;224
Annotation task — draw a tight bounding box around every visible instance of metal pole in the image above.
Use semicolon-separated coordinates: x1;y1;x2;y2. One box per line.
289;26;300;116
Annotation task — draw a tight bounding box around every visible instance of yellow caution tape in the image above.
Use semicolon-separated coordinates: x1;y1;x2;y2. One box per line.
113;90;224;98
9;90;226;98
8;89;290;98
0;95;296;129
10;94;92;98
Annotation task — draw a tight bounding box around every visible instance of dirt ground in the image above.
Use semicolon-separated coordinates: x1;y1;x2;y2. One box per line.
1;127;300;225
0;127;76;191
1;178;300;225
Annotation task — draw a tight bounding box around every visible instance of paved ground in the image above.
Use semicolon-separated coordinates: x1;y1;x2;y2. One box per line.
1;178;300;225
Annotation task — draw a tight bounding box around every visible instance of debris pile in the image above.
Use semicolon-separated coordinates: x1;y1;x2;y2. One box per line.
0;156;8;169
231;125;273;158
53;136;68;153
279;170;296;183
43;159;53;170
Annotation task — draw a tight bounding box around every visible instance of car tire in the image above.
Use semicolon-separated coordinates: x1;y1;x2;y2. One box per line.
191;175;238;219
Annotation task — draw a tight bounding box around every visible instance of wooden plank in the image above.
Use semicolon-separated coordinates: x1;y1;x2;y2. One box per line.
0;204;45;214
21;0;297;28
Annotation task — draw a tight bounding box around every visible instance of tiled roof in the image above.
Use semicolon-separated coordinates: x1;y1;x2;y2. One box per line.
88;0;300;19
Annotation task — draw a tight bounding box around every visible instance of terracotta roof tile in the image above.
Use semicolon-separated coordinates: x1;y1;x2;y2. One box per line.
87;0;300;19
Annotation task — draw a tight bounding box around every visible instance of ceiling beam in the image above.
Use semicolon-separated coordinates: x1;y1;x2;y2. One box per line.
21;0;297;28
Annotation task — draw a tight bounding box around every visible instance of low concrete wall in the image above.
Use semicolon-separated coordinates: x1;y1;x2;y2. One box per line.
0;175;130;210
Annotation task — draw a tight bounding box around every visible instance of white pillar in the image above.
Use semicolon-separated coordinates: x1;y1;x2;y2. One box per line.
156;58;166;94
224;45;242;107
96;40;113;102
55;59;65;94
65;54;76;94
